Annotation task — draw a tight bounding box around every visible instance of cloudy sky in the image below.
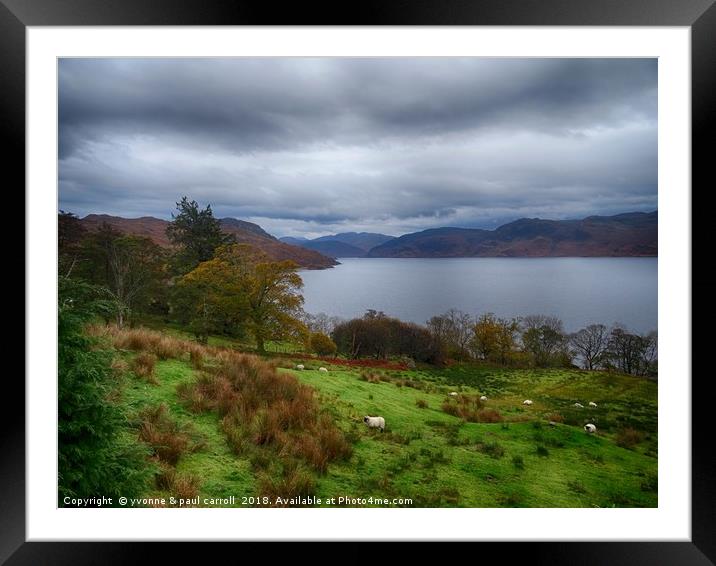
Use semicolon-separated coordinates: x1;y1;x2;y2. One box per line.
58;58;657;238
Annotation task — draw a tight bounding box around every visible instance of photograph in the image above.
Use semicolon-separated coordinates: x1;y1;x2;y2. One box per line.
57;56;659;509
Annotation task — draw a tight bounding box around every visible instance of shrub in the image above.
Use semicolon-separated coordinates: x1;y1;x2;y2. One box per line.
476;441;505;459
511;455;525;469
476;408;504;423
309;332;338;356
415;399;428;409
546;412;564;424
616;427;645;449
131;352;158;383
58;279;153;503
171;472;201;503
259;462;316;506
536;446;550;457
138;404;201;465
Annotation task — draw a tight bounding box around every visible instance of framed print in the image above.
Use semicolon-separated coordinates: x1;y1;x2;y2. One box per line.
7;0;713;562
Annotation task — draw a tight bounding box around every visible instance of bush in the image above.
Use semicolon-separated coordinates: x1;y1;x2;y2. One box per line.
138;404;201;465
476;441;505;459
58;278;153;503
536;446;550;457
511;455;525;469
309;332;338;356
615;427;645;449
415;399;429;409
131;352;158;383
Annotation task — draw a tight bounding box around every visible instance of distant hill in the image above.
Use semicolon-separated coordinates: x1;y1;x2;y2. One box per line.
295;240;366;258
80;214;338;269
366;212;657;258
313;232;395;252
280;231;395;257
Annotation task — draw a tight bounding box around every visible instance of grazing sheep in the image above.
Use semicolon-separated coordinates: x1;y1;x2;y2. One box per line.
574;402;584;408
523;400;533;406
295;364;305;370
589;401;598;408
319;367;328;373
480;395;488;401
363;415;385;432
548;421;558;427
448;392;458;397
584;423;597;433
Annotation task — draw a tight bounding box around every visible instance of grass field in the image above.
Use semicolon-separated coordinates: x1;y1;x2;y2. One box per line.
107;327;657;508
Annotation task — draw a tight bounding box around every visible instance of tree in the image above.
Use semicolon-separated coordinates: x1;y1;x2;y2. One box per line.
605;327;658;376
58;211;86;277
471;313;519;364
166;197;235;274
520;314;569;367
570;324;610;370
106;236;166;327
309;332;338;356
176;244;306;353
427;309;474;359
332;311;444;363
302;311;344;335
78;227;166;327
58;276;153;502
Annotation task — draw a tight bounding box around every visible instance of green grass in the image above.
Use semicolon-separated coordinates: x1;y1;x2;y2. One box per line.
113;336;657;508
288;366;657;507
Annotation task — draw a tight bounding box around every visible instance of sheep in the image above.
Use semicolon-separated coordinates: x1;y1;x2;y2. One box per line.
574;402;584;408
295;364;305;370
363;415;385;432
448;392;458;397
480;395;488;401
584;423;597;434
522;400;533;406
589;401;598;408
319;367;328;373
548;421;558;427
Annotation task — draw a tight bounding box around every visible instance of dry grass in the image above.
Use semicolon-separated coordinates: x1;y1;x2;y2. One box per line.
258;461;316;506
138;404;203;465
131;352;158;384
182;350;352;473
441;395;502;423
615;427;645;449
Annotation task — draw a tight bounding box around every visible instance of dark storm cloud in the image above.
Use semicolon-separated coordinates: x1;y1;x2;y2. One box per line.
58;58;657;237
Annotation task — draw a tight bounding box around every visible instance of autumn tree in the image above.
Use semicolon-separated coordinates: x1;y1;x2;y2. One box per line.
470;313;520;364
175;244;306;352
166;197;235;274
309;332;338;356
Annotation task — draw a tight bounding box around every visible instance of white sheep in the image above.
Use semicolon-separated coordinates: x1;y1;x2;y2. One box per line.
319;367;328;373
589;401;598;408
584;423;597;433
480;395;488;401
448;392;458;397
523;399;533;406
295;364;305;370
363;415;385;432
574;402;584;408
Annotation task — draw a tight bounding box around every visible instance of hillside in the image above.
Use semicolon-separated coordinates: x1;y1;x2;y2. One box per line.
366;212;657;258
80;214;338;269
101;325;657;508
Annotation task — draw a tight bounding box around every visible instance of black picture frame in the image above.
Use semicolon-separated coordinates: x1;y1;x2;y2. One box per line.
6;0;712;563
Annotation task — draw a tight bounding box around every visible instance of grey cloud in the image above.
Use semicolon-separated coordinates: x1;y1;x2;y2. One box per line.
58;57;657;237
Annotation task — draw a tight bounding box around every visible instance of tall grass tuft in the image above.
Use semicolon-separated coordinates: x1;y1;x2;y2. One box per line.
131;352;158;384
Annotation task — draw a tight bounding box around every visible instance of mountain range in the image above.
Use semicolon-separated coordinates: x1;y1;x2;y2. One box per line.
366;212;657;258
78;211;657;269
279;232;395;258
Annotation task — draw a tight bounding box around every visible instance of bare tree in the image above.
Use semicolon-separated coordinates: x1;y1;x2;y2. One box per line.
570;324;610;370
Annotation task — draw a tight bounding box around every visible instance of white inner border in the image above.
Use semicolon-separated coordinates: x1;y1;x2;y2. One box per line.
27;27;691;541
